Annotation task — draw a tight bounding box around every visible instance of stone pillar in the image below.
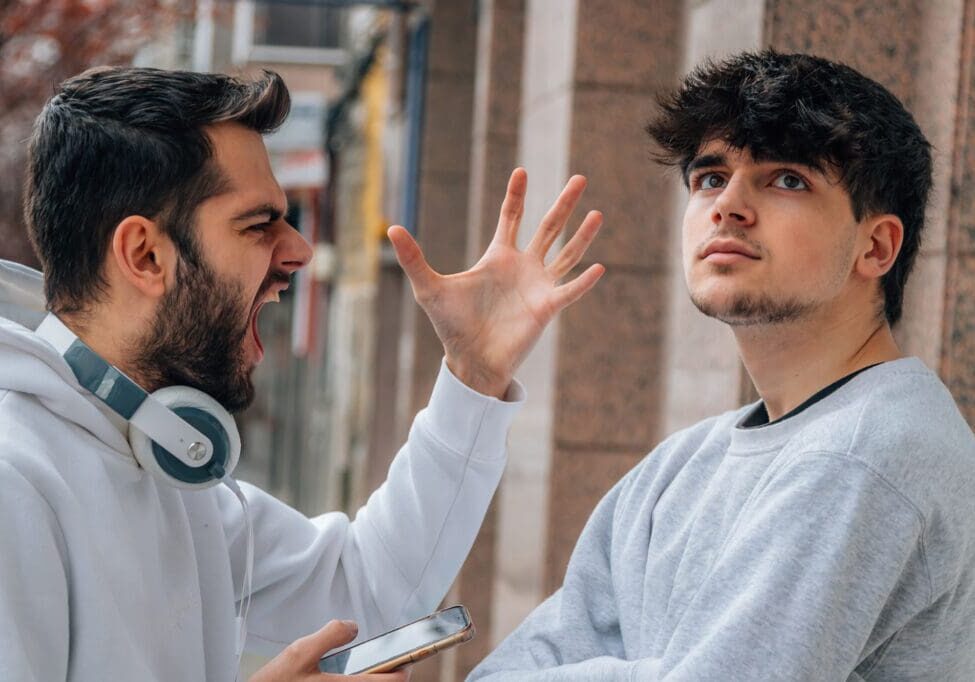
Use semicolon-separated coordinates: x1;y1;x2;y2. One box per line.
939;0;975;425
405;2;478;681
487;0;576;648
498;0;686;599
407;0;479;427
446;1;526;680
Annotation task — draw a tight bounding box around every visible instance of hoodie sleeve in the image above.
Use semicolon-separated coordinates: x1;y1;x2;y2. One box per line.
0;462;70;682
218;360;523;655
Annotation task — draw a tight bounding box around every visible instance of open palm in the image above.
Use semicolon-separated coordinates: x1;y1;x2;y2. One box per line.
388;169;604;398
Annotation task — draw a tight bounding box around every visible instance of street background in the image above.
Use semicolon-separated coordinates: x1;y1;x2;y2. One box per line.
3;1;975;679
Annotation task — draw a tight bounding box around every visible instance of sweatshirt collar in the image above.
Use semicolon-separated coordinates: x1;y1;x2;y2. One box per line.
727;357;930;455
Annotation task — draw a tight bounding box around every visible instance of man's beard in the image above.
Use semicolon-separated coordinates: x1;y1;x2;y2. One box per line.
690;289;815;326
131;257;256;413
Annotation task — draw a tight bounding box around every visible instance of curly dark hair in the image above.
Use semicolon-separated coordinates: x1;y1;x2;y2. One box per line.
646;50;932;325
25;67;291;315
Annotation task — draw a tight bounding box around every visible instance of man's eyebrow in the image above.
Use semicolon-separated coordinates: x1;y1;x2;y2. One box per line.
231;203;286;223
683;154;726;182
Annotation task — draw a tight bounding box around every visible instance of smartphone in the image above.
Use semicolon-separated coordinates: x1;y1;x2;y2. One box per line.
318;604;474;675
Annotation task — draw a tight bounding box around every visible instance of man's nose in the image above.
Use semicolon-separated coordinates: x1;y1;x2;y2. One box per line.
710;176;756;227
275;223;313;273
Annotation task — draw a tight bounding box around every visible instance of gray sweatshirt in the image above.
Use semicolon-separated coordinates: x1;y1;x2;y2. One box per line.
470;358;975;680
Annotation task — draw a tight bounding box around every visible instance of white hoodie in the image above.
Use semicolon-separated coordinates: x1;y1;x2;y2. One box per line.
0;261;523;681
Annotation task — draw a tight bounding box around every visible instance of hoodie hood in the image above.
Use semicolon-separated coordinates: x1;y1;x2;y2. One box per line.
0;259;131;455
0;258;45;329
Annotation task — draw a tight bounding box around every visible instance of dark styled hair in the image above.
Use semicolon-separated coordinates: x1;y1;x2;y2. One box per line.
646;50;932;325
25;67;291;314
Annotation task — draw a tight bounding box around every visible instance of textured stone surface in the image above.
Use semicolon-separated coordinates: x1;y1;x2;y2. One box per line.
364;264;406;496
567;87;676;270
467;131;519;263
417;173;472;273
766;0;923;103
452;497;500;677
896;250;946;369
544;447;644;594
940;0;975;426
943;255;975;425
475;0;525;138
420;74;476;176
426;0;477;78
554;268;668;450
574;0;683;89
467;0;525;265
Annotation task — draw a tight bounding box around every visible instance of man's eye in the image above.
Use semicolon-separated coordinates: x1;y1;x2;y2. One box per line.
696;172;725;190
772;173;808;190
248;223;271;232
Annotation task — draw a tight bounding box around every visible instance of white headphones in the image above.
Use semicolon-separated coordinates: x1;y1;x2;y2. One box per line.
36;313;240;490
37;312;254;665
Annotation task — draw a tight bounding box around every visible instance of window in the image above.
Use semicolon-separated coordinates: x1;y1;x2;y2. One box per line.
253;3;345;49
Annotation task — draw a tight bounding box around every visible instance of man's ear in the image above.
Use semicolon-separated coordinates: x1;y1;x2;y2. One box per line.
856;214;904;280
109;216;176;300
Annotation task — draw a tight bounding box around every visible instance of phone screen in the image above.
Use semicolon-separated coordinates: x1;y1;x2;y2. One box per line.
318;606;470;674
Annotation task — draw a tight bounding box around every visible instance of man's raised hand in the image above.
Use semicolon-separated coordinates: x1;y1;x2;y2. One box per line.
388;168;604;399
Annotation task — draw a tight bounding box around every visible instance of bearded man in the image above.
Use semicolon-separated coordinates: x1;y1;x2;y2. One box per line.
0;67;604;681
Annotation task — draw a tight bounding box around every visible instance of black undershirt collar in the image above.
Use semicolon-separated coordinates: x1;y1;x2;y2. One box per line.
741;363;884;429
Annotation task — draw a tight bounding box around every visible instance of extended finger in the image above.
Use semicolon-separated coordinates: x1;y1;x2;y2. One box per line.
526;175;588;259
388;225;438;294
549;263;605;311
546;210;603;281
493;168;528;247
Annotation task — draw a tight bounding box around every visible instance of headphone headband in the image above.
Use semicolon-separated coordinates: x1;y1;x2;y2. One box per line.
35;313;238;488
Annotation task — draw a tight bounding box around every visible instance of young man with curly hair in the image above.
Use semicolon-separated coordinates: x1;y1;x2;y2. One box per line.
471;50;975;681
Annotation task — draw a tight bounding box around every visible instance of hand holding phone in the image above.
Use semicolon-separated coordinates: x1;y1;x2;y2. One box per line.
249;620;408;681
319;605;475;675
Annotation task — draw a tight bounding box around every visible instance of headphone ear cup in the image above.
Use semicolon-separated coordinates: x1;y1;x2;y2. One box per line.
129;386;241;490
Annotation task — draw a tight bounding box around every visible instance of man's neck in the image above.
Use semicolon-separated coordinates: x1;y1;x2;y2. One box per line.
59;307;147;386
733;308;903;421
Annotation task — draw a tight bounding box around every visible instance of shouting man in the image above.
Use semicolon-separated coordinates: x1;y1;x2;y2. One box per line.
0;67;604;681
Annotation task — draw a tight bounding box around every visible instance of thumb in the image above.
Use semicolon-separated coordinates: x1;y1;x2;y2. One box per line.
249;620;359;681
294;619;359;668
387;225;437;294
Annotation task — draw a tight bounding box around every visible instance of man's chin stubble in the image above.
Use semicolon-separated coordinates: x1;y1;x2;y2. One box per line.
690;292;815;327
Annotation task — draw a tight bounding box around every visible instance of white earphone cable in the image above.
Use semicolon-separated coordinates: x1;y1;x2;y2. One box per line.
219;474;254;678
